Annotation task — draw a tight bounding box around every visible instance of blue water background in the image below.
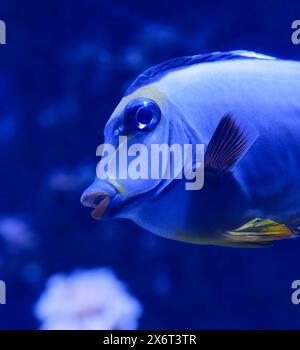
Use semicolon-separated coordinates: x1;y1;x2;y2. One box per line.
0;0;300;329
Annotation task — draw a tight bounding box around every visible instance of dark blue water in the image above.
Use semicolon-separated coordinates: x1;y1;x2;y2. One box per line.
0;0;300;329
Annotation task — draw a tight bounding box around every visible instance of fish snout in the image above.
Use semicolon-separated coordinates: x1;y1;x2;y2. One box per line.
81;191;107;208
81;179;118;220
81;191;112;220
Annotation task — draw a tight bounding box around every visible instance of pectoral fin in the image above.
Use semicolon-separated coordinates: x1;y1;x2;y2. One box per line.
224;218;293;243
205;114;258;174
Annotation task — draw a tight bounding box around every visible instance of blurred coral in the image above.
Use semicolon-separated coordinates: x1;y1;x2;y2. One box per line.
34;268;142;330
0;216;36;251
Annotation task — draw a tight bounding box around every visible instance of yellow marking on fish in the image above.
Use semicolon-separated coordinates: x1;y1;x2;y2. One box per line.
106;135;133;195
225;218;292;242
172;232;214;245
109;85;166;121
108;178;125;194
105;85;166;192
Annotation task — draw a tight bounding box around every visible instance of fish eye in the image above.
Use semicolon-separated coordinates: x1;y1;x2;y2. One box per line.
123;98;161;132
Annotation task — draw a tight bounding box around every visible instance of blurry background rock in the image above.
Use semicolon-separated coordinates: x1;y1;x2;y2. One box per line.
1;0;300;330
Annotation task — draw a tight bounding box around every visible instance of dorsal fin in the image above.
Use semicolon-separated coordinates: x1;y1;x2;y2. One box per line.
125;50;275;96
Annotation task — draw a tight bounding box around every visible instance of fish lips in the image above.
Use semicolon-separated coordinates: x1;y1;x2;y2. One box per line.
83;192;112;220
80;182;118;220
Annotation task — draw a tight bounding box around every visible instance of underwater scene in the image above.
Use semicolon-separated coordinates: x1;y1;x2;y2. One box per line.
1;0;300;330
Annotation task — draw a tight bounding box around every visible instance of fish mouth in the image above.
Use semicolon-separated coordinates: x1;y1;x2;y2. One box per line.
81;192;112;220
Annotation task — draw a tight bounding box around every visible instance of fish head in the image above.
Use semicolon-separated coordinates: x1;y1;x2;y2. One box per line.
81;84;192;222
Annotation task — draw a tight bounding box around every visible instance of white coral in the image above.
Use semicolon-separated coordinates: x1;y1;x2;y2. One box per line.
34;268;142;330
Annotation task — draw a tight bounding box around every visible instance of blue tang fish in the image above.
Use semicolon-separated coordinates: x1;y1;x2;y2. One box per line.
81;50;300;247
